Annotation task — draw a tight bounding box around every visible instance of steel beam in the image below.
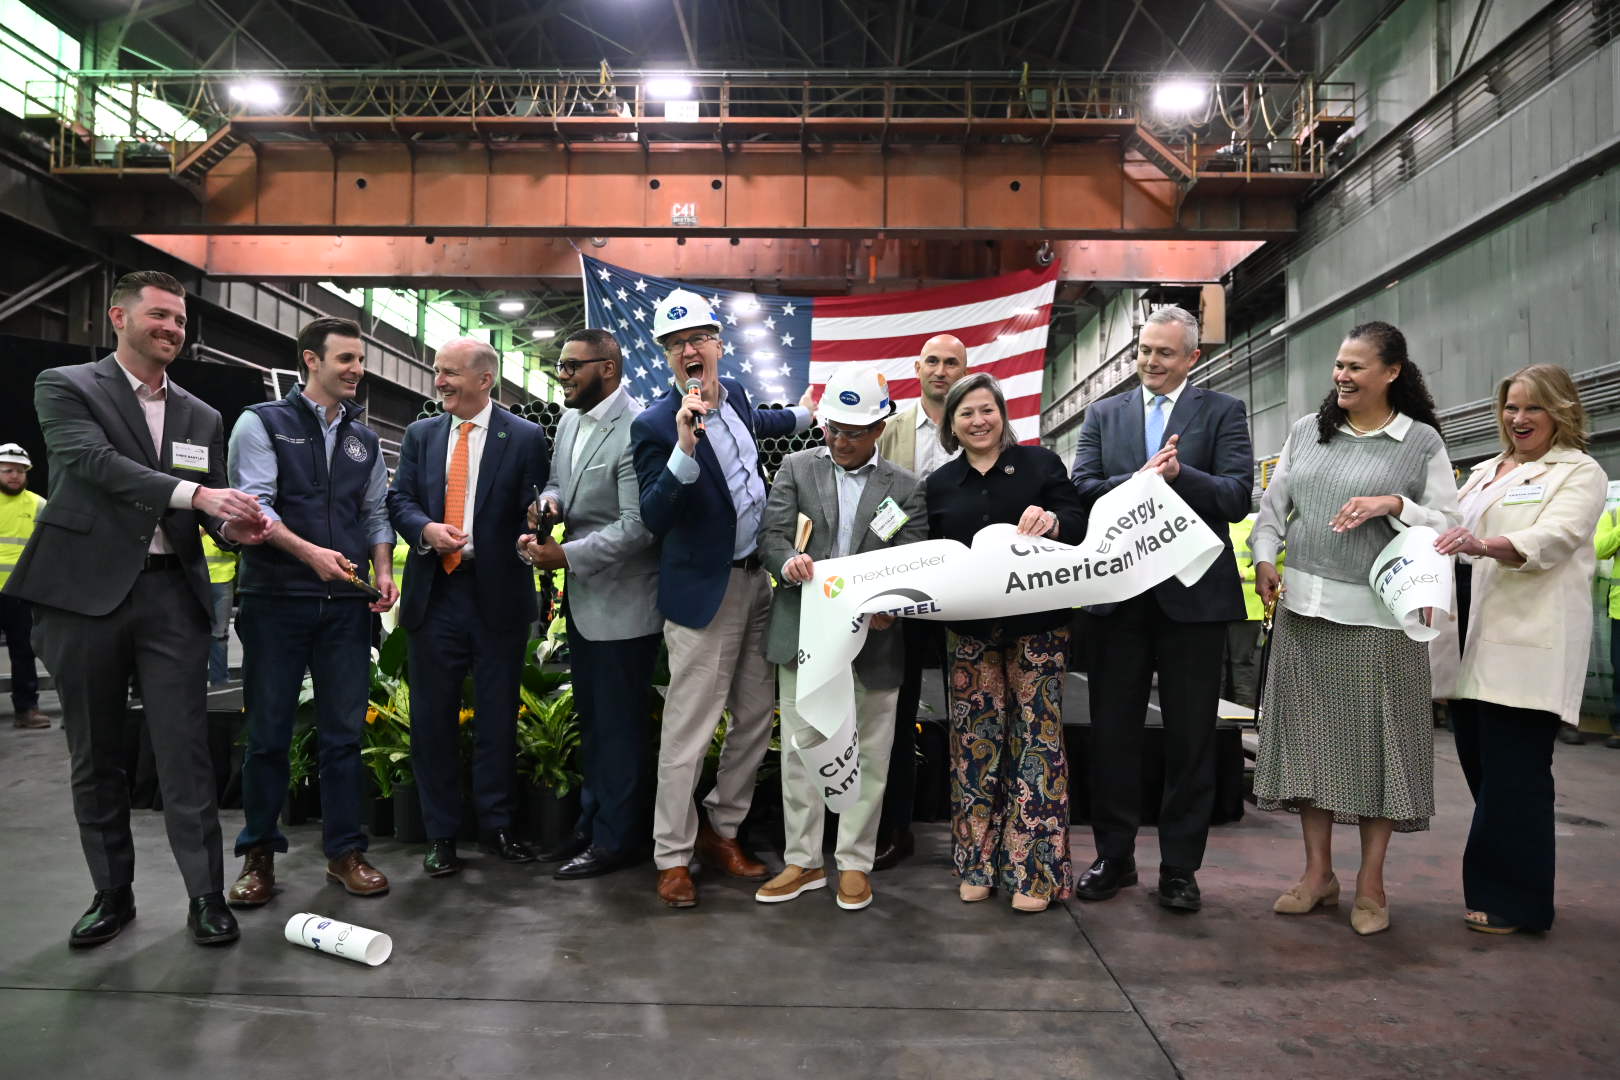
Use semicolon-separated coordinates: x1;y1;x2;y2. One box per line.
133;234;1263;289
87;141;1302;240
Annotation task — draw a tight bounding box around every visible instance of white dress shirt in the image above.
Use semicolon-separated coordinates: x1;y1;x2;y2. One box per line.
572;385;626;468
1250;412;1462;629
443;399;495;558
1142;381;1189;449
118;360;199;554
912;407;959;480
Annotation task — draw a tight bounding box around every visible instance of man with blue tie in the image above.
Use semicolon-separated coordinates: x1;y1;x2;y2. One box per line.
387;338;550;877
1069;305;1254;912
631;288;813;908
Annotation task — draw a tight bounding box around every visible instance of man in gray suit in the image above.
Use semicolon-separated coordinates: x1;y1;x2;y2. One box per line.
5;271;270;948
756;365;927;912
522;328;661;879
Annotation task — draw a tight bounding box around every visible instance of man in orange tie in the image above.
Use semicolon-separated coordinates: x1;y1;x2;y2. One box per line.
387;338;551;877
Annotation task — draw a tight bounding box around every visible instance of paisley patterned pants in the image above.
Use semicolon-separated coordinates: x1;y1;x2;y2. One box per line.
948;626;1072;900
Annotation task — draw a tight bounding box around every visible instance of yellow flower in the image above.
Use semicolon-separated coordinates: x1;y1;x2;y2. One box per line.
458;707;474;726
365;707;379;726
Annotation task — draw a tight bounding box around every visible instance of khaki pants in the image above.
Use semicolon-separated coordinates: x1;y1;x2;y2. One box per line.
654;567;776;870
777;666;898;874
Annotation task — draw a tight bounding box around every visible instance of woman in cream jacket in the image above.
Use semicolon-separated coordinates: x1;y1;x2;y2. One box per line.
1433;364;1607;935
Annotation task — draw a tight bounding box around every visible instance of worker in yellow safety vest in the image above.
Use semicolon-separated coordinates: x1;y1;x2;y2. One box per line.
0;442;49;728
1596;496;1620;749
201;527;239;687
1224;511;1270;710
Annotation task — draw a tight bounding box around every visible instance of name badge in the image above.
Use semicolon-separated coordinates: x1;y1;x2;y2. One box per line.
172;441;209;472
868;496;908;542
1502;483;1545;506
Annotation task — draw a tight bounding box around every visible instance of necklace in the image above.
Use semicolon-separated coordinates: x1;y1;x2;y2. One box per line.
1344;408;1395;436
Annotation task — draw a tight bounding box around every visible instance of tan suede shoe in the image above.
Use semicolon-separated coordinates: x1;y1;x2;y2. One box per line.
755;865;827;903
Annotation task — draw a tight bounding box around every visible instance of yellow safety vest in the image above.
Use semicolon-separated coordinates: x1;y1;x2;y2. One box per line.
0;489;44;591
200;528;238;584
391;535;409;594
1596;507;1620;621
1229;513;1264;622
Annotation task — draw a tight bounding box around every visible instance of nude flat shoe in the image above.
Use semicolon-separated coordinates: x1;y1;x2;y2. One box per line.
1011;893;1049;913
1350;894;1390;935
1273;876;1340;914
959;882;991;903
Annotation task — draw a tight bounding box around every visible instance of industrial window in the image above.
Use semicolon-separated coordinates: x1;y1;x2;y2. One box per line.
318;281;365;307
0;1;78;119
503;351;527;389
422;301;461;350
371;288;419;337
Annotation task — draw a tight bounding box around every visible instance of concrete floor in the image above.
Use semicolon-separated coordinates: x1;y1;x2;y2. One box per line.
2;675;1619;1078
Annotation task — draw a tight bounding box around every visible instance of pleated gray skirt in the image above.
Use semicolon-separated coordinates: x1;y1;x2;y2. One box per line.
1253;606;1435;832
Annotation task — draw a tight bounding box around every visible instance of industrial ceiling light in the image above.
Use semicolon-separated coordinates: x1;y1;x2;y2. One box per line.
498;300;525;313
531;328;556;339
1151;80;1208;114
228;81;280;108
644;76;694;101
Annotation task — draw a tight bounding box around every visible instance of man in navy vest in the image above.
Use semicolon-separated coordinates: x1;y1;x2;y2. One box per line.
225;317;398;907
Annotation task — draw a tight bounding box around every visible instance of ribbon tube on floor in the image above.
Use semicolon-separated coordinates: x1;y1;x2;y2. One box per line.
794;470;1226;812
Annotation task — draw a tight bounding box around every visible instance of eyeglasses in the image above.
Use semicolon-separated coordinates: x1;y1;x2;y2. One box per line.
552;357;609;378
663;332;719;355
824;421;880;443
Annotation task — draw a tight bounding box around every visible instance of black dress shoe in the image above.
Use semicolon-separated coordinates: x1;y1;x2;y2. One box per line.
555;845;637;880
1157;867;1202;912
423;838;463;877
479;828;536;863
187;893;241;945
872;828;916;872
1075;857;1137;901
69;886;136;948
538;833;590;863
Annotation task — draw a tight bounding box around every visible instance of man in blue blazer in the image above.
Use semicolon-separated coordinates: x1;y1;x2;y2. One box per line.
387;338;550;877
630;288;813;908
1070;305;1254;913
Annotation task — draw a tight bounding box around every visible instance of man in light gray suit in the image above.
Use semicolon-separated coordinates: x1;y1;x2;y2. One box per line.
522;328;661;879
5;271;270;948
756;365;927;912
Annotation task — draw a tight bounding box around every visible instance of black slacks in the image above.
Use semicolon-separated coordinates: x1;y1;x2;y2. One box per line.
1450;697;1561;931
567;619;660;855
1081;594;1227;870
406;566;527;841
878;618;945;842
35;566;223;897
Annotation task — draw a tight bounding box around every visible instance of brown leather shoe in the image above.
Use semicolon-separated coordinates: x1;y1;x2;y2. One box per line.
657;867;698;908
695;824;768;880
13;708;49;730
227;847;276;908
326;850;389;896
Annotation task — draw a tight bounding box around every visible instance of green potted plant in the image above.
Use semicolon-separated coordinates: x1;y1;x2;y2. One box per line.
516;617;581;848
284;675;321;824
365;627;425;842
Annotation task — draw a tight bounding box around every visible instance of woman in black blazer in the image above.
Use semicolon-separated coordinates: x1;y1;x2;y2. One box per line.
926;372;1088;913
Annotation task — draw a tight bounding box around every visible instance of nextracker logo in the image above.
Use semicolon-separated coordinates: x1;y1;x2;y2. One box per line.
846;552;947;586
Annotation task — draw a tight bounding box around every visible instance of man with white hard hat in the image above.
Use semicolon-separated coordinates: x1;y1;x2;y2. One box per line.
0;442;48;729
756;365;927;911
629;286;814;909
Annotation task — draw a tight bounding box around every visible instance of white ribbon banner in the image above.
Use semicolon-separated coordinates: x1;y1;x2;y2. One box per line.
1369;522;1453;642
793;470;1227;812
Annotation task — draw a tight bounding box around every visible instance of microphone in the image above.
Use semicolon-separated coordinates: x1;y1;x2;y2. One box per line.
685;378;706;439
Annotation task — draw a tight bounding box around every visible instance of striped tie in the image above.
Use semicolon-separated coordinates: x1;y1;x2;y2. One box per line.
442;421;473;574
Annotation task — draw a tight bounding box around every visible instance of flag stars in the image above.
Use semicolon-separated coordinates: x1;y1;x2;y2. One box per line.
616;288;628;301
725;312;738;326
723;341;735;356
632;307;647;321
597;267;611;281
740;358;753;373
634;366;648;380
779;332;794;347
634;278;648;292
763;316;776;330
782;302;796;316
617;318;628;331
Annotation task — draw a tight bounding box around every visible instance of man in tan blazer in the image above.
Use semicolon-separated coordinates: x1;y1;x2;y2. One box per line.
871;333;968;868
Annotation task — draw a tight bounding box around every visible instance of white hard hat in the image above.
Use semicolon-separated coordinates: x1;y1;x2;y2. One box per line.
651;288;721;343
817;365;893;426
0;442;30;468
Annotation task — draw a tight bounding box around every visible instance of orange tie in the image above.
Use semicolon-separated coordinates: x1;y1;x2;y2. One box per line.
442;421;474;573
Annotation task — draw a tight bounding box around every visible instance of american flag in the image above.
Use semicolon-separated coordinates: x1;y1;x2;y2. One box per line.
581;254;1060;443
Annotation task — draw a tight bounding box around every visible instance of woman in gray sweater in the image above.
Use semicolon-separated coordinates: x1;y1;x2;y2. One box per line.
1250;322;1461;936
